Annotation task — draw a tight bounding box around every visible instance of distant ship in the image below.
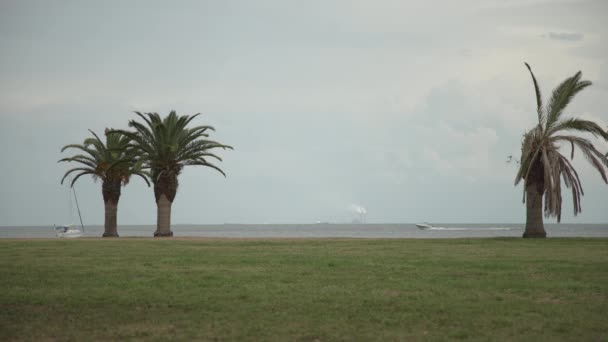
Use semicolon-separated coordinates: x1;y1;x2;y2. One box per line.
416;223;433;230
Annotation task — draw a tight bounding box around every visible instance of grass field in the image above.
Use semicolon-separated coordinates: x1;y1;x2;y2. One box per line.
1;238;607;341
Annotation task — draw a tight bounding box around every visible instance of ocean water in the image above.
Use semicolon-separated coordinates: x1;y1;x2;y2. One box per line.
1;223;607;238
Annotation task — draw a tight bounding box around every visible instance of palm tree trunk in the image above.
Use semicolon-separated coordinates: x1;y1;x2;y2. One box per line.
523;183;546;238
154;194;173;237
103;199;119;237
523;159;546;238
102;180;121;238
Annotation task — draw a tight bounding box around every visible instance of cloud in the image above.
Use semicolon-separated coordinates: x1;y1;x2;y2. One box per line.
545;32;584;42
2;0;607;225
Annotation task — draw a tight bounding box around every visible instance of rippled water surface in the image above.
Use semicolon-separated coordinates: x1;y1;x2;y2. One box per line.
1;223;607;238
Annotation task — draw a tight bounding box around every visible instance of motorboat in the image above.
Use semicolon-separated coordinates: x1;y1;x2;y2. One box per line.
416;223;433;229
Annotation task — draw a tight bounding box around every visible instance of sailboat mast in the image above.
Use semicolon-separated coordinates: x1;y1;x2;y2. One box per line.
72;187;85;232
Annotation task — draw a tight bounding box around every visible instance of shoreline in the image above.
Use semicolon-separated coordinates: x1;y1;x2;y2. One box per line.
2;223;607;239
2;237;608;242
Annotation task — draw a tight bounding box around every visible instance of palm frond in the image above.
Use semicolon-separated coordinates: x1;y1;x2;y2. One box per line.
524;62;544;126
545;71;592;129
58;156;98;169
578;144;608;183
87;129;107;153
515;127;544;188
557;154;583;216
117;110;232;196
184;160;227;177
60;167;95;185
552;135;608;169
60;129;151;188
549;118;608;140
131;171;151;187
60;144;96;155
69;171;96;187
516;64;605;221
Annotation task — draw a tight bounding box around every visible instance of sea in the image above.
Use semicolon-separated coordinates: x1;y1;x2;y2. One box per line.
1;223;607;239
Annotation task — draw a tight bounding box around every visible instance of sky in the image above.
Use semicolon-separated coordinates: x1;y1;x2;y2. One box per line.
1;0;607;226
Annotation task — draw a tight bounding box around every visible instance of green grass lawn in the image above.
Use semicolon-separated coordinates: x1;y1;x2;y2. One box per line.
1;238;607;341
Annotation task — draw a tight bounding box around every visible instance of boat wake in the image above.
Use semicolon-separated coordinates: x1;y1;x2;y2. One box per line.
426;227;466;231
423;226;516;231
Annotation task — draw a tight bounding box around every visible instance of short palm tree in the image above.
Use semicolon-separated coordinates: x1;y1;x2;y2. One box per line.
515;63;608;237
112;111;232;237
59;130;150;237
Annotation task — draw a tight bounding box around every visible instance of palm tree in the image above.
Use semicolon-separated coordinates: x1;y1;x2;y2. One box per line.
515;63;608;238
112;111;232;237
59;130;150;237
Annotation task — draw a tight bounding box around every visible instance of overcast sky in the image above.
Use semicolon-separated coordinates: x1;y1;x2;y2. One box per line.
1;0;607;226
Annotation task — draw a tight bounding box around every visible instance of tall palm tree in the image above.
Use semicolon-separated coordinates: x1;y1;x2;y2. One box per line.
59;130;150;237
112;111;232;237
515;63;608;238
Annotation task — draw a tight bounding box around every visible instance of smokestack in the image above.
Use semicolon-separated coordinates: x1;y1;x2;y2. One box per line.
350;204;367;224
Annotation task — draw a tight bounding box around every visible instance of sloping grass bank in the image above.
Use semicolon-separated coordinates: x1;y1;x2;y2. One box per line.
1;238;607;341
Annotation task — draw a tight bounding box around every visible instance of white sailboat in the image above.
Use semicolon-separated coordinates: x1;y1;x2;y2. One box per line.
55;185;85;238
54;224;84;238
